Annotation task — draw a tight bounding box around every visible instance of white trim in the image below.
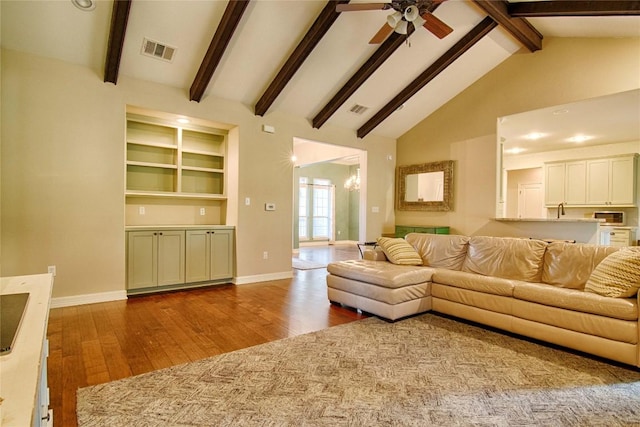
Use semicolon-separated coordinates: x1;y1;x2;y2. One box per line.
233;271;293;285
50;290;127;308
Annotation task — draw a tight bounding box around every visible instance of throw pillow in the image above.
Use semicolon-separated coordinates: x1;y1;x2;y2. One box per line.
585;248;640;298
376;237;423;266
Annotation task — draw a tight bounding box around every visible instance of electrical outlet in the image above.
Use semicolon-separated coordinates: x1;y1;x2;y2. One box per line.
245;197;251;206
263;251;269;260
199;208;206;216
48;265;57;277
139;206;146;215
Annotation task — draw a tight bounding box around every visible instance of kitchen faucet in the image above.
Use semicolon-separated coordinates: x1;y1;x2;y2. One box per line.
557;202;565;219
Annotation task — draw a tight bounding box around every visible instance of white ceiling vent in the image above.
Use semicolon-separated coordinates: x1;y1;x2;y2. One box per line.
349;104;369;115
141;38;176;62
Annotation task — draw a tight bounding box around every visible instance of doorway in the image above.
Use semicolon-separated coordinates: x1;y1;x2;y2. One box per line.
292;138;366;250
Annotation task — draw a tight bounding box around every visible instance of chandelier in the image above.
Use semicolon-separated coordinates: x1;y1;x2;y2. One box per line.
344;168;361;192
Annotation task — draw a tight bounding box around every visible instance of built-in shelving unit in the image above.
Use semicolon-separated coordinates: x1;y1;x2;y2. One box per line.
126;113;227;200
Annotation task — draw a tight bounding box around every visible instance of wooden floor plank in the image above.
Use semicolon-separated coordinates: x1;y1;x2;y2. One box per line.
47;244;366;427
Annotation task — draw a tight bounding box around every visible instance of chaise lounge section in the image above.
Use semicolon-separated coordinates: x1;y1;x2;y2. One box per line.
326;233;640;368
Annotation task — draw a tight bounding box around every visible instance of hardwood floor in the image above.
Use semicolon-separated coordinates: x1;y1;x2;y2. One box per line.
47;243;365;427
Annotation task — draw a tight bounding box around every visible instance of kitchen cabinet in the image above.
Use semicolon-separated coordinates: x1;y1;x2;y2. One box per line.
544;160;586;206
564;161;587;204
1;274;53;427
545;154;637;207
544;163;566;206
127;230;185;290
586;156;636;206
185;228;234;283
599;227;635;247
127;227;234;295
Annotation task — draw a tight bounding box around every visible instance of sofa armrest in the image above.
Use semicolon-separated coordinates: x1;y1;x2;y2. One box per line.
364;248;387;261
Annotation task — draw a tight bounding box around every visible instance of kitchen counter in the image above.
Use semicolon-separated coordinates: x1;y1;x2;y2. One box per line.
1;274;53;426
493;217;604;223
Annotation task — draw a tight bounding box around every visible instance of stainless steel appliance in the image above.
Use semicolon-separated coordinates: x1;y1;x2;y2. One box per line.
593;211;625;226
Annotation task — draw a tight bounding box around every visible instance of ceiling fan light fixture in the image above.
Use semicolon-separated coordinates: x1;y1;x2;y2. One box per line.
412;15;426;28
395;20;409;35
404;5;420;22
387;11;402;28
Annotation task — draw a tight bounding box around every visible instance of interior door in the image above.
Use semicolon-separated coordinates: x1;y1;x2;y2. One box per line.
518;183;544;218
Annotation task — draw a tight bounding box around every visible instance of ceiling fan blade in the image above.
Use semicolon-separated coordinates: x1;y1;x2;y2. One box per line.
336;3;389;12
369;22;394;44
422;12;453;39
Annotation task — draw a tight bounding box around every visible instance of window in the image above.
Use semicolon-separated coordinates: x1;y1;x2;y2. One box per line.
312;179;331;240
298;177;334;242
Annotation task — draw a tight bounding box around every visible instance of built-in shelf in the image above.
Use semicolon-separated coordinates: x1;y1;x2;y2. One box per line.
125;113;227;200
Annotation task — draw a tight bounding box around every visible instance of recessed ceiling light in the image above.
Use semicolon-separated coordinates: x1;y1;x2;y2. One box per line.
505;147;526;154
568;135;591;143
176;118;190;124
71;0;95;11
524;132;545;140
552;109;569;115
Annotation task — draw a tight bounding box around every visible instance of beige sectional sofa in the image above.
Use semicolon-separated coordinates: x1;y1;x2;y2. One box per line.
326;233;640;368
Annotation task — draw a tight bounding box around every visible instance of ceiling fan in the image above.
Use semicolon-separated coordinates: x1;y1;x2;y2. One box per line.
337;0;453;44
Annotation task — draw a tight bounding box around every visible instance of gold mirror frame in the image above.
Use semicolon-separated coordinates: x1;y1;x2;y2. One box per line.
396;160;454;211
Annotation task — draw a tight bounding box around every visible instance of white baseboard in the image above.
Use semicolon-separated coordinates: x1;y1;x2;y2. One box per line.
233;271;293;285
51;290;128;309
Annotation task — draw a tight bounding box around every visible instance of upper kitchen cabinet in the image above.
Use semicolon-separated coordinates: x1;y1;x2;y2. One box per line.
544;160;587;206
586;155;636;206
545;154;637;207
126;113;227;200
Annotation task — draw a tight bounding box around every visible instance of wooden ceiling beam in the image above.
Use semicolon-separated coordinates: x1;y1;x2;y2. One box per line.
254;0;348;116
313;2;442;130
104;0;132;84
509;1;640;17
471;0;542;52
190;0;251;103
357;16;497;139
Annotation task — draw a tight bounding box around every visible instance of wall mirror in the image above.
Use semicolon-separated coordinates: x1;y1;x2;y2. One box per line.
396;160;454;211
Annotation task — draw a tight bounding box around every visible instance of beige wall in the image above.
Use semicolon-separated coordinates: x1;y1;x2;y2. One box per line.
397;37;640;240
1;48;396;299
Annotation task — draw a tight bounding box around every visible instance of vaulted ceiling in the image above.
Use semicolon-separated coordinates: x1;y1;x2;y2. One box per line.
2;0;639;139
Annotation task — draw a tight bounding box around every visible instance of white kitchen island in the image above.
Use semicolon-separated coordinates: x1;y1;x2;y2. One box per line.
0;274;54;426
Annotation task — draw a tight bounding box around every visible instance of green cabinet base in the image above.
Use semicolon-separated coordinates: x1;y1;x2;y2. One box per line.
395;225;450;238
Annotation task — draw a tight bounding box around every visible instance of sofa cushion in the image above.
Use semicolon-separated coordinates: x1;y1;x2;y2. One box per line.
376;237;423;266
512;299;638;344
431;283;512;315
462;236;547;282
432;269;516;297
405;233;470;270
584;248;640;298
327;275;430;305
514;282;638;321
327;260;433;289
542;242;619;290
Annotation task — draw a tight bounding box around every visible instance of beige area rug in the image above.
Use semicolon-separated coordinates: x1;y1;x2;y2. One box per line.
77;314;640;426
292;258;327;270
